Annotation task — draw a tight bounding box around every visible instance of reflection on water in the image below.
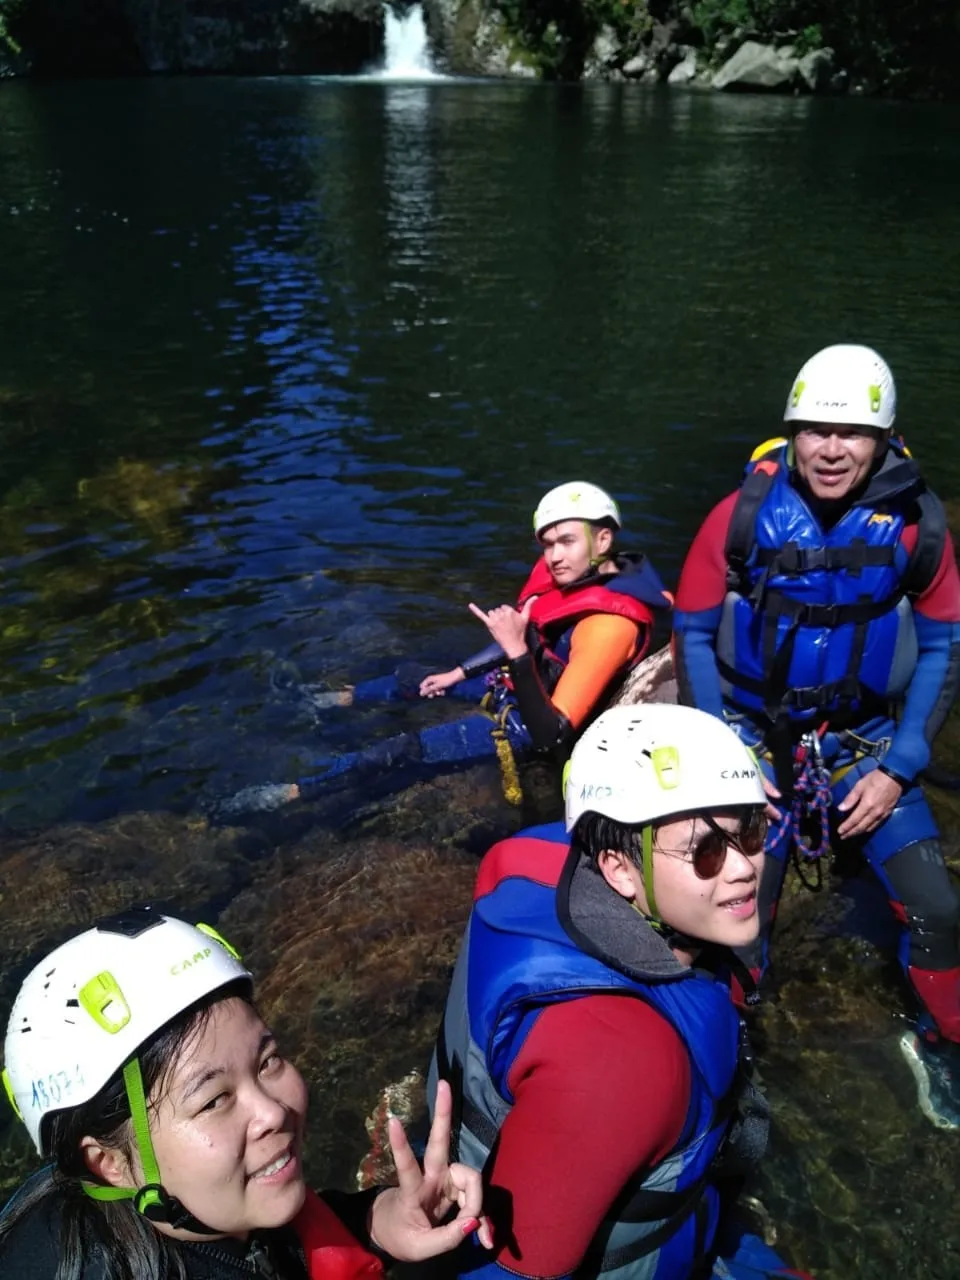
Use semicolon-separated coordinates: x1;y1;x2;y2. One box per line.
1;80;960;1275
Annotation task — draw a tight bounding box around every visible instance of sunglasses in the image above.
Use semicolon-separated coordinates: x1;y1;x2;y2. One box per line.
658;810;767;880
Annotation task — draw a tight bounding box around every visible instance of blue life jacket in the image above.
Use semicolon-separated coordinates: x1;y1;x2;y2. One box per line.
431;824;756;1280
716;438;946;728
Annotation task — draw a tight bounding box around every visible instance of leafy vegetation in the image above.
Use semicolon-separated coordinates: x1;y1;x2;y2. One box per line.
493;0;960;92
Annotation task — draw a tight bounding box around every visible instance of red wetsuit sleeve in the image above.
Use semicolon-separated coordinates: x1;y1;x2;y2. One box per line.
901;524;960;621
486;995;690;1279
674;493;738;613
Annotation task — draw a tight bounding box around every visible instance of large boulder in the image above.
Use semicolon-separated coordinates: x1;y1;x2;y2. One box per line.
713;39;800;92
423;0;527;77
667;44;698;84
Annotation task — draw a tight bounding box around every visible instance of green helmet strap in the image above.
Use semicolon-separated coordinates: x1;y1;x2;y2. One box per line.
641;824;660;923
82;1057;219;1235
586;521;612;570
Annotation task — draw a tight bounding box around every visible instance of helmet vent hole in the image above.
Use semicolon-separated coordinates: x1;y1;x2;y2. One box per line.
66;998;79;1008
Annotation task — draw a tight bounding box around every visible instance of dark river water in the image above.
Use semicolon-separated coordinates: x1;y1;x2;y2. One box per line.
1;77;960;1277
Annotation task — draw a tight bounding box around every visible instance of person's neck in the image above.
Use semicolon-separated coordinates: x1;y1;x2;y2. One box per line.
669;941;700;968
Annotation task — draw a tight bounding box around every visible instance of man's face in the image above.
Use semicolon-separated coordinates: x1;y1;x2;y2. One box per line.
540;520;608;585
793;423;881;502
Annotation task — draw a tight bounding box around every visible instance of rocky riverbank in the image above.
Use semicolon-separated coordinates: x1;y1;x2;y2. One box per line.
0;0;956;97
425;0;956;96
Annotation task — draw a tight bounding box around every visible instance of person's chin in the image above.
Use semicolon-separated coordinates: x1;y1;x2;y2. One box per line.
810;475;854;501
251;1177;308;1230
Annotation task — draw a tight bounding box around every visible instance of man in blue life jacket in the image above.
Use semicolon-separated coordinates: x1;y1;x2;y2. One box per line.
673;343;960;1129
429;703;811;1280
217;484;670;818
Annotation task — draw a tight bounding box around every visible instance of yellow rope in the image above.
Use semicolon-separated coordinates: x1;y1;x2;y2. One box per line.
481;691;524;807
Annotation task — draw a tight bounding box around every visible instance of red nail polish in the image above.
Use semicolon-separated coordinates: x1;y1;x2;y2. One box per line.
460;1218;479;1237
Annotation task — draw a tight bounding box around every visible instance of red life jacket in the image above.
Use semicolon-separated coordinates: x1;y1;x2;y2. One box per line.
292;1189;385;1280
515;556;663;678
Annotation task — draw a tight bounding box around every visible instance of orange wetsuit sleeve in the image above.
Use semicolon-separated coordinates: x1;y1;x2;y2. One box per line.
550;614;641;729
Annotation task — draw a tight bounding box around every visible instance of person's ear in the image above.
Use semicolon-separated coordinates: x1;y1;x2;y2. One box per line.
594;527;614;557
597;849;638;900
79;1136;136;1189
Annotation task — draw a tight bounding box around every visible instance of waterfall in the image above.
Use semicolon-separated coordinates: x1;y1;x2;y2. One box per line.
378;5;443;80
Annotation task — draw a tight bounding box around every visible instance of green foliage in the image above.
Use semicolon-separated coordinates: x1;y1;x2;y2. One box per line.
494;0;650;77
0;0;24;54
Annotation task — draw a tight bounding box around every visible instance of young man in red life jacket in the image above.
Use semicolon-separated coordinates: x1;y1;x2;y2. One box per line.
672;343;960;1129
214;484;670;819
418;481;670;753
431;704;812;1280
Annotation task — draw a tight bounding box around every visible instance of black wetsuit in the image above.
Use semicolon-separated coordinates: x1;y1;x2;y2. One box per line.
0;1186;379;1280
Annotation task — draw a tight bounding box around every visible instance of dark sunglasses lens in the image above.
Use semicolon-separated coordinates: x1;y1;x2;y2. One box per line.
692;831;727;879
693;812;768;878
740;812;768;854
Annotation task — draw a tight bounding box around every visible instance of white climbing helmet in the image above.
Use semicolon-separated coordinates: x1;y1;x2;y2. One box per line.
533;482;621;539
783;344;896;432
2;908;251;1153
564;704;765;832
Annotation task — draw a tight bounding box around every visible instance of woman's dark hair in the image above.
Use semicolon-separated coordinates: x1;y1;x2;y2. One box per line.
0;979;252;1280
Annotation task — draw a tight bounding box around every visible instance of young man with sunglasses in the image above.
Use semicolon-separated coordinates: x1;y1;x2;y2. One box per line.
431;704;809;1280
672;344;960;1129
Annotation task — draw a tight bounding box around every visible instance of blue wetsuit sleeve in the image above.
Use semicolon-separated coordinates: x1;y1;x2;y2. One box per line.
673;606;726;720
461;642;506;679
883;614;960;782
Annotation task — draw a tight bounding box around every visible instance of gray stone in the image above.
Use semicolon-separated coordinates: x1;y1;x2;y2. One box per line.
622;52;649;77
712;39;799;91
667;45;697;84
583;24;621;79
797;46;835;92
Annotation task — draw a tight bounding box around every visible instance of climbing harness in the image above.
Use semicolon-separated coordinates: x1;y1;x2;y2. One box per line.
768;725;833;891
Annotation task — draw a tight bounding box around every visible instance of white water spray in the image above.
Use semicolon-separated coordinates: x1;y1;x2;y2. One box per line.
377;5;444;80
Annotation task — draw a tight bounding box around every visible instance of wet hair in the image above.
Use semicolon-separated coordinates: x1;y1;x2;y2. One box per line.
0;980;252;1280
587;517;618;537
572;811;648;872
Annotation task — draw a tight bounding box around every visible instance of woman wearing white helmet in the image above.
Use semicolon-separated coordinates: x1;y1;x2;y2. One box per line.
0;906;491;1279
430;705;811;1280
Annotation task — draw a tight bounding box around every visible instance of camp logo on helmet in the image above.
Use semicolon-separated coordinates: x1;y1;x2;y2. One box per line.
720;768;757;780
170;947;214;976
